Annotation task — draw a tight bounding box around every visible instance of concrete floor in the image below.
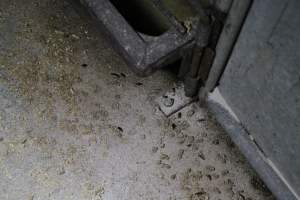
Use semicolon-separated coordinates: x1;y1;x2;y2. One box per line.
0;0;275;199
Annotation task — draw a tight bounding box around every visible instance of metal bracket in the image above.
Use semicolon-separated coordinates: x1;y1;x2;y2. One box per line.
72;0;201;76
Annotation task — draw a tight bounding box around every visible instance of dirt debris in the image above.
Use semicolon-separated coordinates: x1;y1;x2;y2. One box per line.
0;0;275;199
178;149;185;160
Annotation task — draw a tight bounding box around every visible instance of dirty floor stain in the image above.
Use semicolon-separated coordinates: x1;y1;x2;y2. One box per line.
0;0;274;200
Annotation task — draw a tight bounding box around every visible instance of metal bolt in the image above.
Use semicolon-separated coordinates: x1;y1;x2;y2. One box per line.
163;97;174;107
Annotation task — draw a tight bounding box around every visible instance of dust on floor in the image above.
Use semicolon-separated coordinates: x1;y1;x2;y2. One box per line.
0;0;275;199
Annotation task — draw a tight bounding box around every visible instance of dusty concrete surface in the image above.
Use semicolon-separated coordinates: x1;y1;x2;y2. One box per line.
0;0;275;199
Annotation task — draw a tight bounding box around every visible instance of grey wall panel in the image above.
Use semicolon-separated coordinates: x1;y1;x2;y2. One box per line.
219;0;300;197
